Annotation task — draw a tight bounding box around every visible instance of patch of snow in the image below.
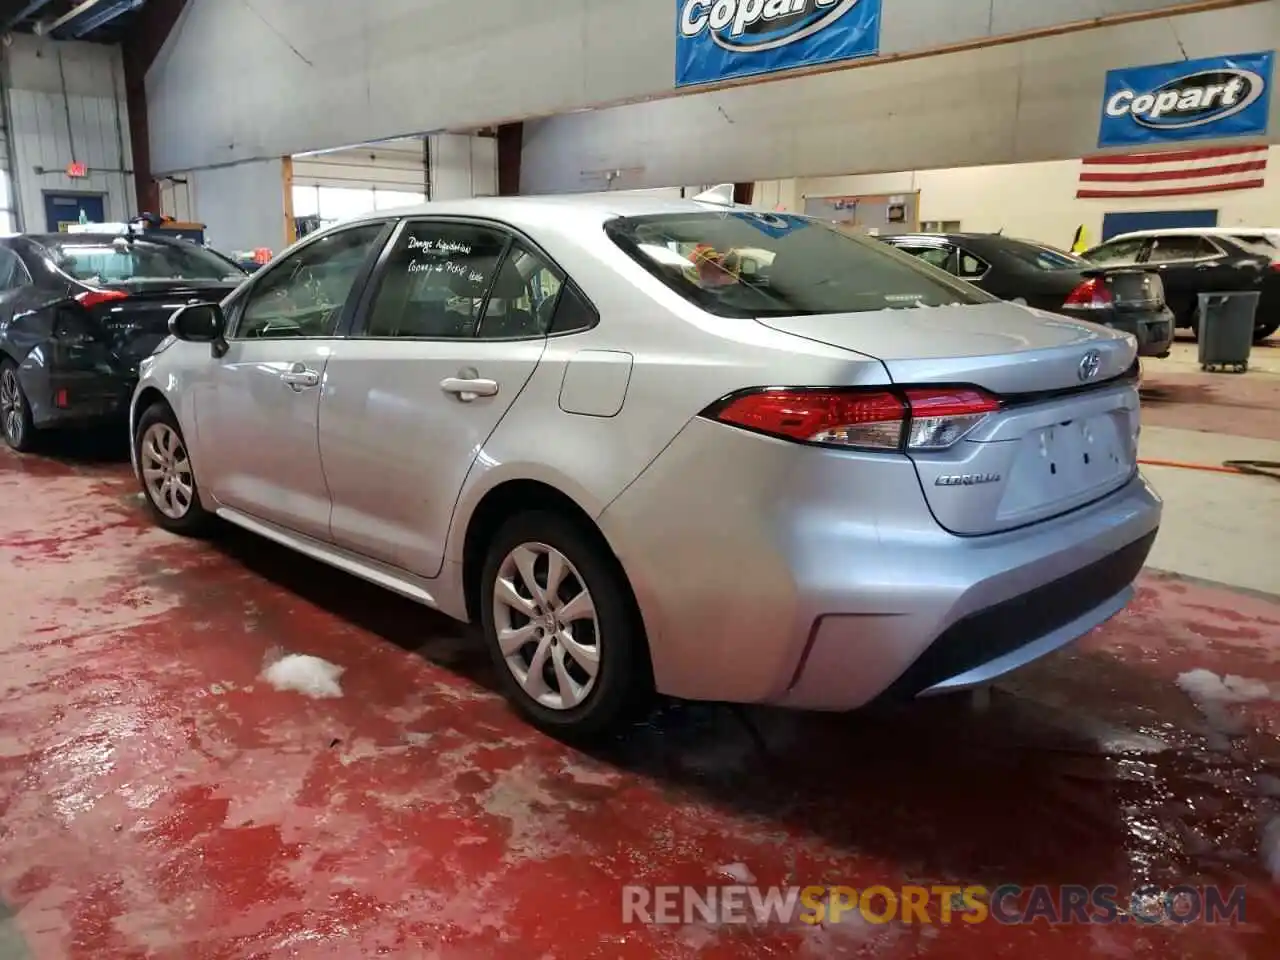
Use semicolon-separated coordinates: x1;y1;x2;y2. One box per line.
1176;669;1270;704
716;862;756;884
261;654;344;699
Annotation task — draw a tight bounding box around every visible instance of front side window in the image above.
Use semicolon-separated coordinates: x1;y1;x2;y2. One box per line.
362;221;510;339
607;212;994;318
234;222;385;339
48;238;245;285
1083;237;1145;265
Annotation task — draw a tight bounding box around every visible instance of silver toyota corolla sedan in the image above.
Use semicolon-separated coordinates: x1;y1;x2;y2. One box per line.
130;196;1161;738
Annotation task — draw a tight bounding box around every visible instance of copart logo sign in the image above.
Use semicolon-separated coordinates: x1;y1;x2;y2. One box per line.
1098;51;1274;148
675;0;881;88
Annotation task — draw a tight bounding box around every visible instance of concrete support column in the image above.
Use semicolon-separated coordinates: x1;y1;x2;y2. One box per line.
122;0;189;215
497;123;523;196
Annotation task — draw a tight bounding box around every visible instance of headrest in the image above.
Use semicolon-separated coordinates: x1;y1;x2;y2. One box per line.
486;265;528;299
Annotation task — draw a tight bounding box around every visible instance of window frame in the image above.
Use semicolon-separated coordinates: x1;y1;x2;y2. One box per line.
348;215;599;343
224;218;395;342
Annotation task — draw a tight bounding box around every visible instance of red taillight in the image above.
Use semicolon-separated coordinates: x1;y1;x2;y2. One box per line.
1269;260;1280;272
75;288;129;309
1064;276;1113;309
706;386;999;452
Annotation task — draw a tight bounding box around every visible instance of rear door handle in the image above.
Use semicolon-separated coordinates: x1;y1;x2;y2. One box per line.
280;363;321;389
441;375;499;402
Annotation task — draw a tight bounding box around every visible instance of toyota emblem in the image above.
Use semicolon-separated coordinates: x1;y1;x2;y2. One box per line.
1078;350;1102;382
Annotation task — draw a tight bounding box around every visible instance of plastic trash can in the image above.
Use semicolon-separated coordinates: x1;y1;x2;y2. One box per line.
1197;291;1260;373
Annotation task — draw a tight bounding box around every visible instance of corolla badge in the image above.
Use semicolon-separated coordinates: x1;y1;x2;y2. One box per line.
680;0;864;53
1078;349;1103;382
1105;67;1266;130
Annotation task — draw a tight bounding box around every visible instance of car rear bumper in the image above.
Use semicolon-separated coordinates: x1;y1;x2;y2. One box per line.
20;362;133;428
1062;306;1175;357
599;417;1162;711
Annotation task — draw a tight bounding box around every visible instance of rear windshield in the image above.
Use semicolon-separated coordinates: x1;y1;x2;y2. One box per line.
48;239;246;284
998;239;1084;271
605;212;995;318
1231;234;1279;248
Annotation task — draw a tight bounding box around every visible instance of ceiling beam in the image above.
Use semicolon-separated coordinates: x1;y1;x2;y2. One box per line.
0;0;56;34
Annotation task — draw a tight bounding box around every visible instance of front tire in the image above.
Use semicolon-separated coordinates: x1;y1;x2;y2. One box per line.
0;359;36;452
480;510;651;740
134;402;215;536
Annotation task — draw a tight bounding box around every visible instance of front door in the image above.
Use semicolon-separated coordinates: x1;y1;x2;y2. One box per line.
44;193;105;232
195;221;389;539
319;218;555;577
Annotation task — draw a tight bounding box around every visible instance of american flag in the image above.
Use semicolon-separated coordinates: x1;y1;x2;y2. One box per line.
1075;145;1269;200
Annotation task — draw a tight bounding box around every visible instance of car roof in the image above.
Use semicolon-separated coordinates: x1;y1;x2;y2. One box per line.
1106;227;1280;241
337;194;767;236
19;231;190;246
885;232;1072;252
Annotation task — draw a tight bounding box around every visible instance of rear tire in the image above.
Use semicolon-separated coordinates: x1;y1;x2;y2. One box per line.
0;359;37;453
134;402;215;537
479;510;652;741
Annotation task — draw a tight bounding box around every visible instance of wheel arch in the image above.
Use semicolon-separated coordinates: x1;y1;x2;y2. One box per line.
131;385;170;437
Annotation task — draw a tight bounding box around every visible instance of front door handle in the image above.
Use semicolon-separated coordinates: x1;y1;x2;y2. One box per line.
441;372;499;402
280;363;321;390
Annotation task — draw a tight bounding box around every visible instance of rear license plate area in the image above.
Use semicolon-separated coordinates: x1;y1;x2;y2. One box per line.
998;413;1133;521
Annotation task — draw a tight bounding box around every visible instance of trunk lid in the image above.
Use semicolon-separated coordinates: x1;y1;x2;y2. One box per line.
1087;266;1164;310
758;301;1141;535
83;281;239;369
757;300;1136;394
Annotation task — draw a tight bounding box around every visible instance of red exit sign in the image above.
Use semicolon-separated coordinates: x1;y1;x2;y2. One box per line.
65;162;87;178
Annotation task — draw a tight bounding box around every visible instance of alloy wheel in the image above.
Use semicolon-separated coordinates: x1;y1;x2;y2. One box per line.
0;369;24;447
139;422;195;520
492;541;601;711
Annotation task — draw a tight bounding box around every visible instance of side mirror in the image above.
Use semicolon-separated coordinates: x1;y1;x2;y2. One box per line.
169;302;228;356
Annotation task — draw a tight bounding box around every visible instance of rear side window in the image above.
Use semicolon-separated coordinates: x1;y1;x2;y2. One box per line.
362;221;509;338
549;282;597;334
1147;235;1220;262
894;245;955;272
606;212;994;318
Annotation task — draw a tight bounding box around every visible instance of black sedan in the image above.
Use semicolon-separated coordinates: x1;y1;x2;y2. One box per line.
0;232;247;451
880;233;1175;358
1079;230;1278;343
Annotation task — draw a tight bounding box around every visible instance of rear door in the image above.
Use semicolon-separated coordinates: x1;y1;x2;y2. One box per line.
318;218;554;577
1139;234;1241;324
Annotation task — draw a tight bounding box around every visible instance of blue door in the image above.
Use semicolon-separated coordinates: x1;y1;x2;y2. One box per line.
43;193;105;232
1101;209;1218;241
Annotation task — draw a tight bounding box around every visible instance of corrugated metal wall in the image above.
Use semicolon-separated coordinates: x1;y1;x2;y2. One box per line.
3;33;135;233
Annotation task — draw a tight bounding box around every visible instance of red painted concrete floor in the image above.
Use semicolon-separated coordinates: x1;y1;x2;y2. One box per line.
2;439;1280;958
